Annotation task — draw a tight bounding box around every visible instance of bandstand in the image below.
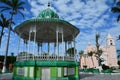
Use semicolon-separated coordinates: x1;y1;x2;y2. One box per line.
13;3;80;80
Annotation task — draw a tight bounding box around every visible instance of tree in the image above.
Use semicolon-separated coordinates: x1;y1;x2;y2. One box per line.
111;0;120;61
95;33;103;66
79;50;84;68
111;1;120;22
117;51;120;68
0;0;25;73
0;14;14;47
117;35;120;40
82;53;88;68
88;51;95;67
67;47;76;57
117;60;120;69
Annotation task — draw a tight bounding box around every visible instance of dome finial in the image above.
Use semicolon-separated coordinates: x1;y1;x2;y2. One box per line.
48;2;50;7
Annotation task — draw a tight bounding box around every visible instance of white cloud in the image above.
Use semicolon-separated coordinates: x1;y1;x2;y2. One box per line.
26;0;120;51
1;0;118;56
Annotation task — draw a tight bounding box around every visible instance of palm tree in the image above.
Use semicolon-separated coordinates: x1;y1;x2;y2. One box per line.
66;47;76;57
117;60;120;69
95;33;103;66
88;51;95;67
79;50;84;68
0;14;14;47
117;35;120;40
0;0;25;73
111;1;120;22
82;53;88;68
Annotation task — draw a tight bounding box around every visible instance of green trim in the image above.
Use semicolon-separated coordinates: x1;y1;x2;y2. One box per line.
36;67;40;78
13;67;17;75
51;67;57;78
14;60;79;67
76;66;79;75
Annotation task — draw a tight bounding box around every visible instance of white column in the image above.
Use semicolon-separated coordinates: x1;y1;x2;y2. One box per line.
62;31;64;60
48;42;50;54
54;43;56;55
27;30;31;60
17;35;21;61
40;43;42;55
56;30;58;60
65;42;67;56
25;40;28;60
33;32;36;60
48;42;50;60
17;35;21;54
73;36;76;61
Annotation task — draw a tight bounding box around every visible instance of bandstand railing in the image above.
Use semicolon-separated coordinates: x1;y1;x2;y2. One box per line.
16;54;75;62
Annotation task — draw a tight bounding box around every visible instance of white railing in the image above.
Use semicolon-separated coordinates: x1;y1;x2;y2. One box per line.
16;55;75;62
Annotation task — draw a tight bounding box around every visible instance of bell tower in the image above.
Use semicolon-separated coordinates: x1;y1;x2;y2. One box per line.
106;34;118;67
106;34;115;46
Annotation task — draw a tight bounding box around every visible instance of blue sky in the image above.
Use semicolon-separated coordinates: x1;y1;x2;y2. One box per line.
0;0;120;55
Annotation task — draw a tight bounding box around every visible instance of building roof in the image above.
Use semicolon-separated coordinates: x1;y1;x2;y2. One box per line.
37;8;59;19
107;34;113;39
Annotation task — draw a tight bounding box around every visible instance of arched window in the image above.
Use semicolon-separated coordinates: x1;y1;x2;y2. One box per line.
110;40;113;45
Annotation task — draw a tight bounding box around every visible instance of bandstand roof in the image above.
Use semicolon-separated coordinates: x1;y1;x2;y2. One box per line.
14;7;80;42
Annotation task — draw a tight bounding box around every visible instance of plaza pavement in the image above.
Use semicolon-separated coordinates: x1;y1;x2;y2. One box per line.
80;73;120;80
0;73;12;80
0;72;120;80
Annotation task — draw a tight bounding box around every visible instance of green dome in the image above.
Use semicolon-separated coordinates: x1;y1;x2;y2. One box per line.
37;8;59;19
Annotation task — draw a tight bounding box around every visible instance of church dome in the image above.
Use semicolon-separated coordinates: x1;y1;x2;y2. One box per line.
37;8;59;19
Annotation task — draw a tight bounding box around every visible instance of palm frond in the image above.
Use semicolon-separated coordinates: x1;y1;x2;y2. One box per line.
117;1;120;6
118;35;120;40
0;6;11;12
18;11;24;18
18;2;25;6
117;14;120;21
0;0;12;7
18;7;24;10
79;50;84;55
111;7;120;13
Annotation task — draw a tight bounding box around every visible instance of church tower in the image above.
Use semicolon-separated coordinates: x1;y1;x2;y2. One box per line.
106;34;118;67
106;34;115;46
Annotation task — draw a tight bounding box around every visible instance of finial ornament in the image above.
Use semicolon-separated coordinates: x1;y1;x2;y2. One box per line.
48;2;50;7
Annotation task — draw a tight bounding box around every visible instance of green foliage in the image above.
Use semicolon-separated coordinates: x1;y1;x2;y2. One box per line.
79;50;84;58
117;60;120;68
0;14;15;41
88;51;95;67
0;55;16;69
79;50;84;68
111;1;120;22
0;0;25;72
88;51;95;57
95;33;103;66
118;35;120;40
67;47;76;56
0;0;25;17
